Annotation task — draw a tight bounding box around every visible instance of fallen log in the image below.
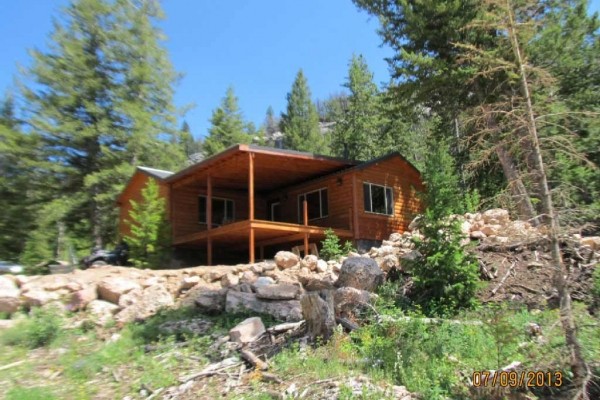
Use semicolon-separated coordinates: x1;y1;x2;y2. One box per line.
240;348;269;371
490;262;516;296
267;321;304;334
478;238;549;252
336;317;359;332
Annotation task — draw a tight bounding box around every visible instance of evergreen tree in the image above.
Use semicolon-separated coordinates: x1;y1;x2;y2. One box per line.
124;179;170;268
203;86;253;156
178;120;203;161
22;0;186;250
331;55;381;160
280;70;326;153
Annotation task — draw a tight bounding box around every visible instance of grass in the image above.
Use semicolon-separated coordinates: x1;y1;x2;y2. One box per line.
0;300;598;399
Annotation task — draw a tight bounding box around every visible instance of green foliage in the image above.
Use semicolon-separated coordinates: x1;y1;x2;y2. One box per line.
320;228;355;261
20;0;187;254
203;86;254;156
124;179;170;268
281;69;328;153
2;307;64;348
331;54;382;160
5;387;58;400
409;138;479;316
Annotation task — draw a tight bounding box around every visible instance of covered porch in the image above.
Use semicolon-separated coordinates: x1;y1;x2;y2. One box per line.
166;145;357;265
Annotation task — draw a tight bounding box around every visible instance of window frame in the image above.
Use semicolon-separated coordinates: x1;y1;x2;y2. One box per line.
198;195;235;225
297;187;329;222
363;182;394;216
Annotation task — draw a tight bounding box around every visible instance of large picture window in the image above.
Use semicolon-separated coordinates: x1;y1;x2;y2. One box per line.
363;183;393;216
199;196;235;225
298;188;328;222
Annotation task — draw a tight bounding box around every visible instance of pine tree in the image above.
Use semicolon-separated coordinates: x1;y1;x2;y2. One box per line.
22;0;186;250
203;87;253;156
178;120;203;162
280;70;327;153
124;179;170;268
331;55;381;160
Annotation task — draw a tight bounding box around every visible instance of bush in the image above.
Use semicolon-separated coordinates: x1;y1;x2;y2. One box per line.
2;307;64;348
320;228;355;261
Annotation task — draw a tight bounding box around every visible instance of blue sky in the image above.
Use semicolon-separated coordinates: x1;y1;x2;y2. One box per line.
1;0;599;140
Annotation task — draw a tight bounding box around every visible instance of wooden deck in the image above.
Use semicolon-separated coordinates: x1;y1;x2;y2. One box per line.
173;219;353;262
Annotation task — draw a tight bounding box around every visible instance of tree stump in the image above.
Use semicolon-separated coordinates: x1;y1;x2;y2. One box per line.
300;290;335;341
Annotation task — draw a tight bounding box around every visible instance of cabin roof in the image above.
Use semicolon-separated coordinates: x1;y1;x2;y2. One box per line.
137;166;174;180
165;144;359;192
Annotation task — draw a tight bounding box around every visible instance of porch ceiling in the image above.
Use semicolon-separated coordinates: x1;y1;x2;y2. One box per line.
168;145;355;192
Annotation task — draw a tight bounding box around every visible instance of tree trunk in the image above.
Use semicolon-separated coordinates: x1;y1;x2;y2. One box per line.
506;1;589;395
300;291;335;341
495;144;538;224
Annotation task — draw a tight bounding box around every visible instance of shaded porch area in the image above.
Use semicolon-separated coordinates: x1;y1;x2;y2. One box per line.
173;219;353;263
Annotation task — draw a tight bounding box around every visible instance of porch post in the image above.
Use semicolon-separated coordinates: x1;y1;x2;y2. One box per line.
207;174;212;265
248;152;255;263
303;199;309;256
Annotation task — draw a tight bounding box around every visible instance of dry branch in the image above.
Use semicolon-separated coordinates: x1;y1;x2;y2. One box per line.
491;262;516;296
240;348;269;371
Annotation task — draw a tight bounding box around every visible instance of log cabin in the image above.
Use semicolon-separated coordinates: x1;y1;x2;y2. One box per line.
117;144;424;265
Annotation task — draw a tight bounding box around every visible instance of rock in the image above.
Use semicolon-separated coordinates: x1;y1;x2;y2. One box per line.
508;220;532;236
250;264;263;274
470;230;487;239
481;224;502;237
253;276;275;289
97;278;141;305
256;284;302;300
114;284;174;324
239;271;257;284
67;284;98;311
377;245;396;258
141;276;161;288
334;287;374;317
159;319;213;336
460;221;472;235
581;236;600;250
492;236;509;244
301;255;319;271
229;317;266;343
225;291;302;322
408;215;422;231
118;288;143;308
482;209;510;225
237;283;254;293
335;257;384;292
328;261;342;273
185;286;227;312
274;251;299;269
204;267;232;282
221;273;239;288
21;289;60;307
377;254;399;272
399;250;421;272
301;275;335;291
316;259;328;273
87;299;119;326
180;275;201;291
388;232;403;243
0;278;21;314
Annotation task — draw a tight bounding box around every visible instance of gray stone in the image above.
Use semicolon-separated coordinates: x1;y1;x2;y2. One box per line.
334;287;374;317
194;288;228;312
221;273;239;288
225;291;302;322
97;278;141;305
274;251;299;269
253;276;275;289
229;317;265;343
335;257;384;292
255;284;302;300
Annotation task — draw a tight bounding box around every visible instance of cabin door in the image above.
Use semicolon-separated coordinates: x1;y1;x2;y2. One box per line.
269;201;282;222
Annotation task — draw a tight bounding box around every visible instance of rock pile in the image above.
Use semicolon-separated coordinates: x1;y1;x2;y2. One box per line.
1;208;597;326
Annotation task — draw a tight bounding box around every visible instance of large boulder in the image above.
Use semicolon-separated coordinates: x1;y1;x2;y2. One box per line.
225;291;302;321
229;317;265;343
21;289;60;307
482;209;510;225
67;284;98;311
274;251;299;269
194;289;228;312
334;287;376;318
0;276;21;314
114;284;174;324
97;278;141;305
335;257;384;292
87;299;119;326
255;283;302;300
301;255;318;271
221;273;239;288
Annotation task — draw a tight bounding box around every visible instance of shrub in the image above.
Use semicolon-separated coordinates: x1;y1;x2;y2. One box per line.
320;228;355;261
2;307;64;348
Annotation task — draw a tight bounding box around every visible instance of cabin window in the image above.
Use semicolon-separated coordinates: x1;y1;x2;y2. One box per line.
363;183;393;216
198;196;235;226
298;188;328;222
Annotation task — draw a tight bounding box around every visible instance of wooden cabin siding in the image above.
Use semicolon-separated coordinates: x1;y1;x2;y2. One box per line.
171;186;267;240
267;172;354;231
118;172;169;238
354;157;424;241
